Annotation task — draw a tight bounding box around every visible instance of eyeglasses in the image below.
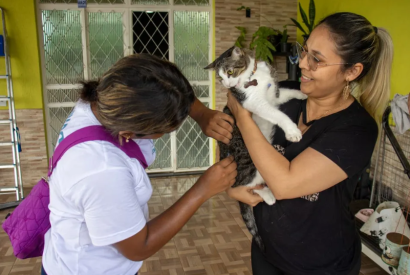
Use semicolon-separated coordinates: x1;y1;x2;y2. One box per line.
295;42;352;71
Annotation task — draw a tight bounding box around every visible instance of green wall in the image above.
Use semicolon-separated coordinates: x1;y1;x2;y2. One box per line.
297;0;410;97
0;0;43;109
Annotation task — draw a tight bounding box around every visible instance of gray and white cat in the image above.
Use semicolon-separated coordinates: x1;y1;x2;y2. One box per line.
205;46;307;251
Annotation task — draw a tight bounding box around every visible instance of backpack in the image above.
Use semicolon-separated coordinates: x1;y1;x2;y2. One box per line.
2;125;148;259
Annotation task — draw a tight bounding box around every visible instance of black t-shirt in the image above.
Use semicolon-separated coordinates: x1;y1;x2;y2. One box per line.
253;98;378;275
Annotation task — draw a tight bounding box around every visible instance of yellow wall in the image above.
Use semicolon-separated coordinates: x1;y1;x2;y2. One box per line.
297;0;410;97
0;0;43;109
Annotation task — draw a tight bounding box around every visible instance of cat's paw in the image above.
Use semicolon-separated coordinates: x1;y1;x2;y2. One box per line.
254;187;276;205
295;93;308;100
263;192;276;205
284;125;302;142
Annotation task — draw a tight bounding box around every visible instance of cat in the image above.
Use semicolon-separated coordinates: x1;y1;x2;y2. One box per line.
204;46;307;251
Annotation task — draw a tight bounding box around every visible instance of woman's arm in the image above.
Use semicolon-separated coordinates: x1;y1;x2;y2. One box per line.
226;185;264;207
189;97;234;145
113;156;237;261
226;92;347;200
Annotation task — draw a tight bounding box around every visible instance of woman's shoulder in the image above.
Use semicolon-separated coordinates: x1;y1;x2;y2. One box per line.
56;142;126;177
62;140;137;169
339;100;378;134
53;141;146;194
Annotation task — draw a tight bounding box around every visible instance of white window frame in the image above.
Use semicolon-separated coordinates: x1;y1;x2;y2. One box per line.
36;0;214;173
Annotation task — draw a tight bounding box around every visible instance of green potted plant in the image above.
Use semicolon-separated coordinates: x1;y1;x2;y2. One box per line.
267;32;282;52
250;26;277;63
290;0;316;42
279;25;291;52
234;25;277;64
235;6;301;62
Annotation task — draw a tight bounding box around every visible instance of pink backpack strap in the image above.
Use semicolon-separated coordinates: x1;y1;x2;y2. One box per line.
48;125;148;177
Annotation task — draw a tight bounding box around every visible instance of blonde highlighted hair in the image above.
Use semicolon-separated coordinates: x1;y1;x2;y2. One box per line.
357;28;393;123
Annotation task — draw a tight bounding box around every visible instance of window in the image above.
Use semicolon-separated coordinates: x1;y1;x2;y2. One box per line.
37;0;214;172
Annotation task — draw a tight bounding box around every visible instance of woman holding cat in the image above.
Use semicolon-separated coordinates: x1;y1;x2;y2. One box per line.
226;12;393;275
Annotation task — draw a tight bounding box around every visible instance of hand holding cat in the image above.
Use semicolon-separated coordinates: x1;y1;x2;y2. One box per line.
226;91;252;122
197;108;235;145
226;185;264;207
195;155;237;200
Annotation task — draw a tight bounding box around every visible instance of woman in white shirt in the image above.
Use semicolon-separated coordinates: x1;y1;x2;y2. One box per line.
42;54;237;275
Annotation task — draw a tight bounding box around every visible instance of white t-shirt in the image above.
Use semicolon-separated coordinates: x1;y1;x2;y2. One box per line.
43;100;156;275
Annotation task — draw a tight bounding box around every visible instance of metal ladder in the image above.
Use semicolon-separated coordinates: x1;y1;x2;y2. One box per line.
0;7;24;210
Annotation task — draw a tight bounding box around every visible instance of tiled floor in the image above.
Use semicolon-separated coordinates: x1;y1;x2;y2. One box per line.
0;176;388;275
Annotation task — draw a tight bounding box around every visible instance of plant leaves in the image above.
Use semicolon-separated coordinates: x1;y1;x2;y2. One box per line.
280;29;288;42
235;35;245;48
249;41;255;50
309;0;316;32
237;6;245;11
247;26;278;62
299;3;310;31
252;26;277;39
236;26;246;34
290;18;307;34
250;26;276;47
252;34;276;63
258;41;275;63
234;26;246;48
265;40;276;51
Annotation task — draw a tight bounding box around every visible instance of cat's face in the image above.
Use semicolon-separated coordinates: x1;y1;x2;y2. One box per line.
204;47;250;88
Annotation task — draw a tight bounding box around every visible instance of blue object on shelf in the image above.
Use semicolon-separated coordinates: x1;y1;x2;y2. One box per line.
0;35;4;57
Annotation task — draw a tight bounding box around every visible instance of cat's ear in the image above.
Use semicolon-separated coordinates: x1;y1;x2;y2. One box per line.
231;47;244;60
204;46;236;70
204;61;216;70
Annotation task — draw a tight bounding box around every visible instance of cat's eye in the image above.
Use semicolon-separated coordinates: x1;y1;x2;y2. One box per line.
227;70;233;75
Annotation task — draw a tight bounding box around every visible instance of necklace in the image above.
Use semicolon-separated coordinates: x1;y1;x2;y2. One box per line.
301;95;347;134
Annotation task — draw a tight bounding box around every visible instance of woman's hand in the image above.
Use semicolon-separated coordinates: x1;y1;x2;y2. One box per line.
197;108;234;145
114;156;237;262
226;185;264;207
226;91;252;122
190;98;234;145
196;156;237;199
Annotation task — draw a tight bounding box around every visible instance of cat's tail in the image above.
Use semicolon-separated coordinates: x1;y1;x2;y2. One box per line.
239;202;265;252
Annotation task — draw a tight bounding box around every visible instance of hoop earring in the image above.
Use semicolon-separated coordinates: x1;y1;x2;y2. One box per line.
343;80;351;99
